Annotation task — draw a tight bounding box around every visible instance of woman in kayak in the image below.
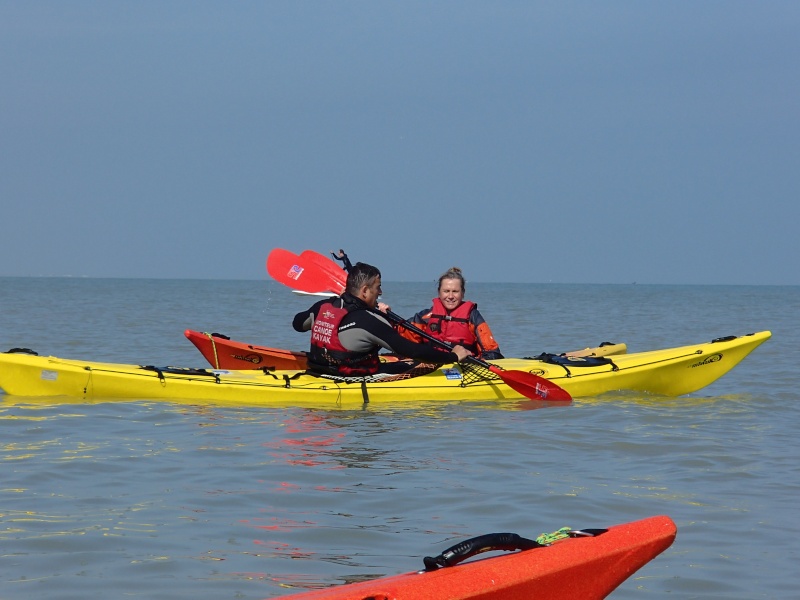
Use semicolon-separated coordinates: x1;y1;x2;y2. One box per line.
292;262;472;376
400;267;504;360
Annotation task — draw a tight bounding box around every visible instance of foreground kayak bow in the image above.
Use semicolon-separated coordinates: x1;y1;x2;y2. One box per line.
280;515;676;600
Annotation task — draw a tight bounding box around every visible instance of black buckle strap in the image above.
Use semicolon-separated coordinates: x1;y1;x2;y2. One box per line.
140;365;221;384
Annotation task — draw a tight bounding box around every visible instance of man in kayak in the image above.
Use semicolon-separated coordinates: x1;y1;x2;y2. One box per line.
292;262;472;376
399;266;504;360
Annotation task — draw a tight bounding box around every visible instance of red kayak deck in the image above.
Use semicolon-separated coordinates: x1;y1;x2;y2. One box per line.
279;515;676;600
184;329;308;370
184;330;409;370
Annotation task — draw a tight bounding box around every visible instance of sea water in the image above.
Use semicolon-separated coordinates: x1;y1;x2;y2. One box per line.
0;277;797;599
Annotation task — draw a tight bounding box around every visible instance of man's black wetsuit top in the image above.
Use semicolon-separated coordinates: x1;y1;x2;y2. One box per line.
293;293;460;369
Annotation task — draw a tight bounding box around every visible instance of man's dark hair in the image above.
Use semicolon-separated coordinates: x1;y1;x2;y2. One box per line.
346;262;381;295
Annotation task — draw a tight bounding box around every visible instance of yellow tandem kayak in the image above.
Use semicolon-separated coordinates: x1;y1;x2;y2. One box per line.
0;331;770;408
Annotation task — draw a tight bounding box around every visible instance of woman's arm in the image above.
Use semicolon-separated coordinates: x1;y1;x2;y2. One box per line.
471;309;504;359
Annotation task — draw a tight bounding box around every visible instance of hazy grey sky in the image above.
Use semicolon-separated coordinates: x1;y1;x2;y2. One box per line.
2;1;797;284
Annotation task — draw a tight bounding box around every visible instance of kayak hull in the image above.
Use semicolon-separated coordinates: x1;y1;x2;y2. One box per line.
183;329;627;371
281;515;676;600
183;329;309;370
0;331;770;407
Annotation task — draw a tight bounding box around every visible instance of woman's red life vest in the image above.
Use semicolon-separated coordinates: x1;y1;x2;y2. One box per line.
426;298;478;352
307;300;380;376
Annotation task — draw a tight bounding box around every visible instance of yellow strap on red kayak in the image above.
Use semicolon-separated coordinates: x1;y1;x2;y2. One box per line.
202;331;221;369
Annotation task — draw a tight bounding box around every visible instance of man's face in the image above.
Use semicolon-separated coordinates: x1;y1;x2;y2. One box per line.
361;276;382;308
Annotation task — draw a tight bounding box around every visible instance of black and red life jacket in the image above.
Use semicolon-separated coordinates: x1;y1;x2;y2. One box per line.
307;298;381;376
425;298;478;352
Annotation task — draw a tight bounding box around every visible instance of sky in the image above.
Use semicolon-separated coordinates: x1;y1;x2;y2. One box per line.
1;1;798;285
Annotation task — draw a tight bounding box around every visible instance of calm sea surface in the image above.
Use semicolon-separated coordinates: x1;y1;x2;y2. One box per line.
1;278;797;599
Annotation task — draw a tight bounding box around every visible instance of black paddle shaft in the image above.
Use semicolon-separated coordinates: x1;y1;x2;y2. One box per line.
384;309;493;370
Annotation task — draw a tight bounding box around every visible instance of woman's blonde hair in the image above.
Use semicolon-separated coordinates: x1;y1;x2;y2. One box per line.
437;266;465;292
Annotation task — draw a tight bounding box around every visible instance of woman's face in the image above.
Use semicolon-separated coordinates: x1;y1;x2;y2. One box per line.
438;278;464;311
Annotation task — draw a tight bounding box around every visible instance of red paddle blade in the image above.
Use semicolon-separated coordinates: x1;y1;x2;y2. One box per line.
488;365;572;402
266;249;344;294
299;250;348;288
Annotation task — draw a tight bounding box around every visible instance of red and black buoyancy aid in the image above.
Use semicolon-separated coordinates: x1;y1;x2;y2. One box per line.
307;298;381;376
425;298;478;352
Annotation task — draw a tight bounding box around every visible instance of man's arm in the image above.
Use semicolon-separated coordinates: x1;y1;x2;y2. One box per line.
343;311;460;364
292;298;329;332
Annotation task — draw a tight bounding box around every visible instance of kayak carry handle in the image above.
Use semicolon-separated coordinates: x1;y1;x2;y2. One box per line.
423;533;544;571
